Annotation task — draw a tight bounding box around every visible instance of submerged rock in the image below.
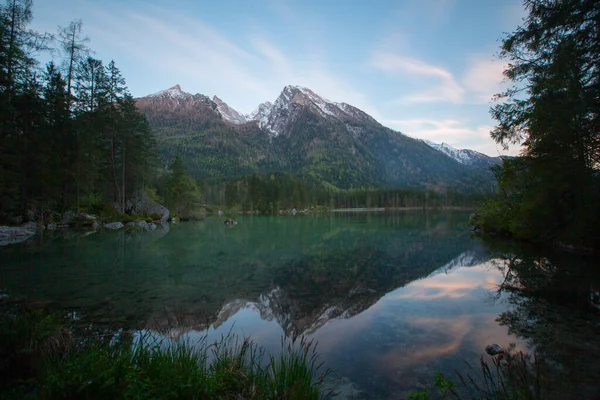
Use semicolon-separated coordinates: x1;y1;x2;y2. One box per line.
485;344;504;356
104;222;124;230
224;218;237;226
135;220;149;229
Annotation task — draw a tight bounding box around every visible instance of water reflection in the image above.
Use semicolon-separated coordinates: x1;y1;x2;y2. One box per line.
1;213;599;398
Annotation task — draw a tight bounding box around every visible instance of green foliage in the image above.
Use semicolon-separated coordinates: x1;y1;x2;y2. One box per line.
479;0;600;249
165;155;205;220
144;187;162;203
0;4;156;219
0;308;333;399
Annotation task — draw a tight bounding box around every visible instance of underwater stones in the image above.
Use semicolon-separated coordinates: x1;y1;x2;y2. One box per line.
485;344;504;356
224;218;237;226
104;222;124;230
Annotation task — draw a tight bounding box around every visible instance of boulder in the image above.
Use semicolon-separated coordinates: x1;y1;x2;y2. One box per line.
104;222;124;230
485;344;504;356
135;220;149;229
224;218;237;226
46;223;57;230
0;224;36;246
146;223;157;231
62;210;75;224
125;190;169;223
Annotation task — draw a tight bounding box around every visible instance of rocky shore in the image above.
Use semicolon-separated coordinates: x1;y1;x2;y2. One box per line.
0;190;172;246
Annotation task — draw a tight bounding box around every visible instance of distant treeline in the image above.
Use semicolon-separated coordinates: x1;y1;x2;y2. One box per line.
200;173;485;213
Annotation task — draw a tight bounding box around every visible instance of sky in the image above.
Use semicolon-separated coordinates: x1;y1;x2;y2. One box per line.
31;0;527;157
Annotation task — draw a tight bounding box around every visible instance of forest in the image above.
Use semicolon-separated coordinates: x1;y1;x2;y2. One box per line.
0;0;155;219
473;0;600;251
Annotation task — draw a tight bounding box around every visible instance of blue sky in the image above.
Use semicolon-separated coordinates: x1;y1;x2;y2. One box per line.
32;0;526;156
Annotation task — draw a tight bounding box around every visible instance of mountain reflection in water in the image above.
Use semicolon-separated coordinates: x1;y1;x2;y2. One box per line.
1;213;599;399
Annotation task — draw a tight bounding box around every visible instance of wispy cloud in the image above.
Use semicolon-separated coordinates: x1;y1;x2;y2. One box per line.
371;53;464;104
69;1;376;116
462;56;507;103
371;51;506;106
383;118;517;156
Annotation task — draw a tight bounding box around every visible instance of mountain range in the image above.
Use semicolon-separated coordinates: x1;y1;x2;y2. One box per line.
135;84;500;191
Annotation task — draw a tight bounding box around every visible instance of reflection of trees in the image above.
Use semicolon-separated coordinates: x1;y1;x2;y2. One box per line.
484;238;600;398
1;213;480;340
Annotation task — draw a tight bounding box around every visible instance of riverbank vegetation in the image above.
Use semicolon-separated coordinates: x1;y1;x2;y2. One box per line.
473;0;600;250
0;306;333;399
410;346;551;400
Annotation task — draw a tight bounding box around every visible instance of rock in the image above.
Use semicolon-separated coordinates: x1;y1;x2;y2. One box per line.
146;223;157;231
485;344;504;356
62;210;75;224
217;209;223;216
126;222;135;227
224;218;237;226
104;222;124;230
0;224;36;246
135;220;149;229
92;221;101;230
77;213;96;221
46;223;57;230
171;217;179;223
125;190;169;223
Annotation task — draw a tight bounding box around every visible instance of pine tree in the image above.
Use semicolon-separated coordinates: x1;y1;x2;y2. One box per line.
484;0;600;247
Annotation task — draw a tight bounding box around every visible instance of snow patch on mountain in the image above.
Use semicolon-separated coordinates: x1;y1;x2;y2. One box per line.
148;84;190;99
254;85;378;137
423;140;501;166
246;102;274;130
212;95;248;125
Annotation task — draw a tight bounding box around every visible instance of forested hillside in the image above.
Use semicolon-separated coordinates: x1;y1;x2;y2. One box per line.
137;85;497;193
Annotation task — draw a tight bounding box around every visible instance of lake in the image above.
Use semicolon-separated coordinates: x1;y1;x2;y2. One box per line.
1;212;599;398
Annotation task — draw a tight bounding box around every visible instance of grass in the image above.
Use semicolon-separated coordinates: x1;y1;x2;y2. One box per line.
409;344;552;400
0;307;334;399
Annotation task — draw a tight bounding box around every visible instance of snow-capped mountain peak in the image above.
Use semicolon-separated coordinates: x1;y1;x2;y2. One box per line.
212;95;247;125
254;85;377;137
423;140;501;167
246;101;273;128
148;84;190;99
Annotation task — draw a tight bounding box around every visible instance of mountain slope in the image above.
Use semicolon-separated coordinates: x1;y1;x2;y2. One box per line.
136;85;496;191
213;95;248;125
423;140;501;168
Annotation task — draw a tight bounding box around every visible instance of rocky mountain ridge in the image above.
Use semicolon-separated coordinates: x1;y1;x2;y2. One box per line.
422;140;501;167
135;85;498;191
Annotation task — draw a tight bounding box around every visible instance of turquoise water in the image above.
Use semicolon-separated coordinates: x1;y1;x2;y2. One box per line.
1;212;599;398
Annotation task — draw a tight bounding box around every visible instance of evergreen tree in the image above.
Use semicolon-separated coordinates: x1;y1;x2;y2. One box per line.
480;0;600;248
166;155;203;219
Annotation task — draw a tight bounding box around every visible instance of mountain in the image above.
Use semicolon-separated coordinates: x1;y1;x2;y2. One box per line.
212;95;248;125
136;85;496;191
423;140;502;168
